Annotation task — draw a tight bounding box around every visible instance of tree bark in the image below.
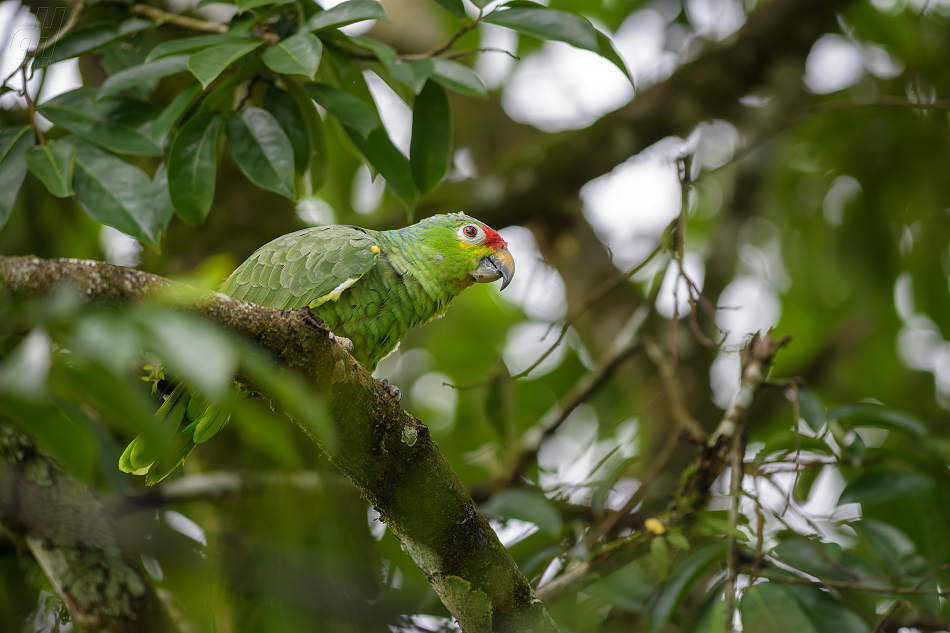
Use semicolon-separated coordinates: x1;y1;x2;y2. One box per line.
0;423;174;633
0;255;559;633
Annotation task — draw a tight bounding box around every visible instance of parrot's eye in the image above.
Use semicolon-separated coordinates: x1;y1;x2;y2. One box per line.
463;226;478;237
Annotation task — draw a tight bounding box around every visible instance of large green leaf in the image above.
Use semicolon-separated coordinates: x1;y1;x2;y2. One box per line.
237;0;281;12
482;489;563;536
798;389;826;432
827;403;927;436
349;36;397;64
33;19;152;68
771;539;852;582
0;396;97;481
69;140;166;249
304;0;390;31
97;55;190;100
839;470;936;505
145;34;252;63
262;32;323;79
781;585;871;633
168;114;224;225
409;80;451;194
431;58;488;98
344;125;418;209
188;41;263;88
596;29;634;86
0;126;33;229
39;88;163;156
285;82;328;192
482;5;598;51
431;0;465;18
149;82;204;144
226;108;296;199
25;141;76;198
304;83;380;137
388;59;435;94
650;543;727;631
740;583;819;633
263;86;311;176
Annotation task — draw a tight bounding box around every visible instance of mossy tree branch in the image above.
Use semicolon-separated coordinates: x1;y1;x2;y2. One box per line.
0;424;175;633
0;255;558;633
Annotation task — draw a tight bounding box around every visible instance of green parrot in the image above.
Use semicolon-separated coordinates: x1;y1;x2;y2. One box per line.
119;213;515;484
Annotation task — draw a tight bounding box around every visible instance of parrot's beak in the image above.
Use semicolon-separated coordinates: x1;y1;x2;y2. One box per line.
473;248;515;290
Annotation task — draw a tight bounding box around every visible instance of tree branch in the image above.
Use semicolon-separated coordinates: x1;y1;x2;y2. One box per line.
535;331;788;602
0;255;559;633
0;423;175;633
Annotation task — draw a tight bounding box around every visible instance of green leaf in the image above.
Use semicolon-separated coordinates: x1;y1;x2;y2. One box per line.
33;19;152;68
667;533;690;550
237;0;279;12
0;126;33;229
142;311;237;398
152;161;175;236
585;559;652;612
482;6;598;51
431;58;488;98
798;389;826;432
25;141;76;198
304;83;381;137
389;59;435;93
772;538;851;582
264;86;311;176
410;80;451;194
695;515;749;541
69;140;165;249
149;82;203;144
168;114;224;225
596;29;634;86
188;41;263;88
740;584;819;633
781;585;871;633
0;396;97;480
839;470;936;505
226;108;296;199
650;536;670;581
262;31;323;79
651;543;727;631
39;88;163;156
431;0;465;18
97;55;190;100
482;489;563;536
349;35;397;64
827;403;927;436
304;0;391;31
146;34;252;63
285;81;328;192
344;125;418;209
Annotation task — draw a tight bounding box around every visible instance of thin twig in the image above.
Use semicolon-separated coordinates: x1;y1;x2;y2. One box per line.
129;4;229;35
723;411;745;632
747;570;950;597
21;66;45;145
512;242;665;381
2;0;85;88
703;96;950;181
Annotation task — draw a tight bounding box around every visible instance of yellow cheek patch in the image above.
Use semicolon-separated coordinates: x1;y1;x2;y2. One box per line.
371;245;380;254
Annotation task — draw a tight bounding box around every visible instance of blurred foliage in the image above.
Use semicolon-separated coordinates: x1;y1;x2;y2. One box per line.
2;0;950;632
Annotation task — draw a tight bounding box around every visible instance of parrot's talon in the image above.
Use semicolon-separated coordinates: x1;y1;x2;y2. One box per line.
379;379;403;402
329;332;354;353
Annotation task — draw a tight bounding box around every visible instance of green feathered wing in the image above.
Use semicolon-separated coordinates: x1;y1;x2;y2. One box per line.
120;226;381;484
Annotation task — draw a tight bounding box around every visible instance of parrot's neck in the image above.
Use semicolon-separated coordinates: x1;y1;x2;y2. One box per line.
376;228;474;316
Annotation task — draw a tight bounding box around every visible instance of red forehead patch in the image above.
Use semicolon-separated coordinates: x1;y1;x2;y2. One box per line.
482;224;506;249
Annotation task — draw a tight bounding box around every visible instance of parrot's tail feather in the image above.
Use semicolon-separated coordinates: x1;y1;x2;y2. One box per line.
118;383;232;485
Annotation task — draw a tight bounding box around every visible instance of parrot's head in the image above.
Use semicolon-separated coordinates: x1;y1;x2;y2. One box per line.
423;213;515;290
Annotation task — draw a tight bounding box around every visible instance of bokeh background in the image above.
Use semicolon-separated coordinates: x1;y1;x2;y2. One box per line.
2;0;950;631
